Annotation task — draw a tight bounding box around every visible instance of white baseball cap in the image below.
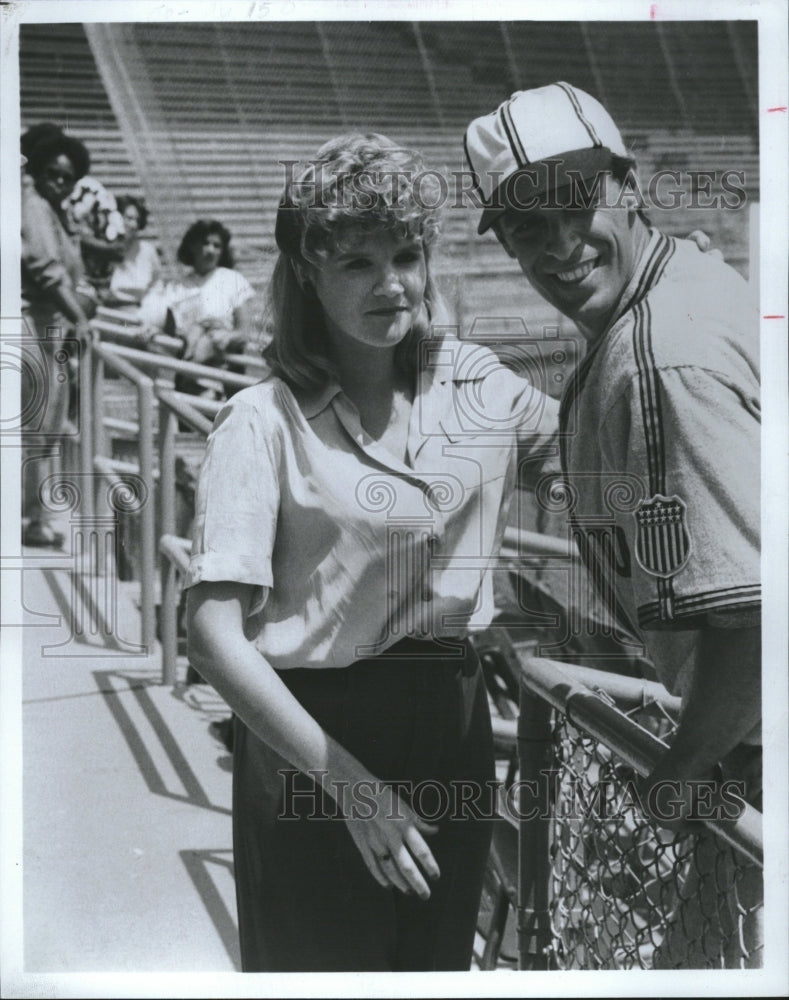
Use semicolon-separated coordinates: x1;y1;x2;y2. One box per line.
464;82;629;234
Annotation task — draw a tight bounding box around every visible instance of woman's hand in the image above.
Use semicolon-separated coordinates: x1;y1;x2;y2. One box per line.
188;581;443;899
132;325;157;349
338;779;441;899
208;327;235;353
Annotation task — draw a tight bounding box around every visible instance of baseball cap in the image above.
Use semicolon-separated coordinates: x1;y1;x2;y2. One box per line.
464;82;629;234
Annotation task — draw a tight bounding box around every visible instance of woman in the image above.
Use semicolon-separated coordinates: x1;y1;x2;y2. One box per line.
21;128;93;546
106;195;161;307
140;218;254;395
185;133;558;971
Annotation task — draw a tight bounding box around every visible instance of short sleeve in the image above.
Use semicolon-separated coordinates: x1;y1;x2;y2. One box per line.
512;374;561;481
602;366;760;630
517;390;560;462
21;188;69;292
185;397;280;605
143;241;162;287
230;270;255;310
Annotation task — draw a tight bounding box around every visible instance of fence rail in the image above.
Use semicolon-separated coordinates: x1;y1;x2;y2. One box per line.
82;326;260;664
515;655;763;970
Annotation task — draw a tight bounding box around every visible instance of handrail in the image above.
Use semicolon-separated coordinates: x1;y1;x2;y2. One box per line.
98;342;259;388
500;527;579;561
155;387;214;437
155;385;210;684
520;656;763;867
93;340;156;385
92;335;253;680
91;314;185;355
152;382;224;416
224;351;270;371
94;315;271;376
78;333;95;520
513;650;683;715
91;341;157;651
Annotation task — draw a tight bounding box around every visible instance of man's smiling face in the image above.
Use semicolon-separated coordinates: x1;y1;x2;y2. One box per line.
496;176;648;339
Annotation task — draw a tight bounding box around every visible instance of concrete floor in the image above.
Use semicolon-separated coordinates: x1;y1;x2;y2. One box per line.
20;557;239;975
13;552;514;991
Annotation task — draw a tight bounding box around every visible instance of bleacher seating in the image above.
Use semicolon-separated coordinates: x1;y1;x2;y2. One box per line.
20;19;759;329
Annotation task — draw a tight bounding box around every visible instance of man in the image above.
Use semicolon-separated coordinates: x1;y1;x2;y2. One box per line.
465;83;761;967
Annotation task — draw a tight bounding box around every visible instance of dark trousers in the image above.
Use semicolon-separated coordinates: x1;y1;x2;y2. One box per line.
232;637;495;971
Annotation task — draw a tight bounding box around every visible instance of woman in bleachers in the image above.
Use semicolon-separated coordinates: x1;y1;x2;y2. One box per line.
185;133;559;971
20;126;94;547
105;195;162;308
139;218;255;398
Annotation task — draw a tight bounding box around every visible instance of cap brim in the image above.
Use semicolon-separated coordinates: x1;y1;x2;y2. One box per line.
477;147;616;234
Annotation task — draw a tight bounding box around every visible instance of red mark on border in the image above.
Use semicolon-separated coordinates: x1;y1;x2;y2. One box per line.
767;106;787;112
649;3;658;17
763;315;785;319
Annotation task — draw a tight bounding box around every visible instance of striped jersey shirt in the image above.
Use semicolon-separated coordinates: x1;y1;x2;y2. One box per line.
558;230;760;697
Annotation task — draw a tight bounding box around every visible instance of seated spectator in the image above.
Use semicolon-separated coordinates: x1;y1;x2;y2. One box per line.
139;219;255;397
105;195;162;308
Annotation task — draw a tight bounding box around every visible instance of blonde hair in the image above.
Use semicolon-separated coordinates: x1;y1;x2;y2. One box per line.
265;132;447;391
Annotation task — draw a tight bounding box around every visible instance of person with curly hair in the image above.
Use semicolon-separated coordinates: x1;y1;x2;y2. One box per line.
184;133;559;971
139;218;254;395
21;125;93;547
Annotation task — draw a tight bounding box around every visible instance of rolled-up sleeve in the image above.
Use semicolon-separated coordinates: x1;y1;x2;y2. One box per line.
185;397;280;600
21;188;69;292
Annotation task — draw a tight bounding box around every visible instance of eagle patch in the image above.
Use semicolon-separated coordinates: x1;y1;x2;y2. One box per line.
633;494;691;578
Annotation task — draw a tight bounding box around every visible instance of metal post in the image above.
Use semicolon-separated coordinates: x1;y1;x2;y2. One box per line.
137;380;156;651
91;352;105;519
78;338;95;522
517;684;554;970
158;407;178;685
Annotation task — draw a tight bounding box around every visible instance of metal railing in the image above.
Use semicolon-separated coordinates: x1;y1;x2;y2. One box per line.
514;654;763;970
156;388;215;684
90;340;157;649
82;323;260;659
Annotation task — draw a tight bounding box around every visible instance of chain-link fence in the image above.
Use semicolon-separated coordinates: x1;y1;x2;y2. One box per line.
546;697;763;969
477;643;764;971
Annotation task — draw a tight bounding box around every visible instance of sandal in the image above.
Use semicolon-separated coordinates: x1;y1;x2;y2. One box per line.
22;521;65;548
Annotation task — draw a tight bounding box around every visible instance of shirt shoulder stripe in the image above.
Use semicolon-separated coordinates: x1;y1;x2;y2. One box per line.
638;584;761;626
632;299;666;496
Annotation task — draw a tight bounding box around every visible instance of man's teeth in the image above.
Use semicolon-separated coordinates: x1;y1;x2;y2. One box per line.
555;259;597;282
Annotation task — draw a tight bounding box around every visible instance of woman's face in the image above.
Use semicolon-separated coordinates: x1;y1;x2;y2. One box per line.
311;229;427;355
191;232;224;275
36;153;77;207
122;204;141;237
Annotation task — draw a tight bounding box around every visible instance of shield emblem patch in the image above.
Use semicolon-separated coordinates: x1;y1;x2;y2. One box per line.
633;494;691;578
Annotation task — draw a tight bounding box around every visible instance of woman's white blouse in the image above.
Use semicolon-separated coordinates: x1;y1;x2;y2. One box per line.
185;335;559;670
